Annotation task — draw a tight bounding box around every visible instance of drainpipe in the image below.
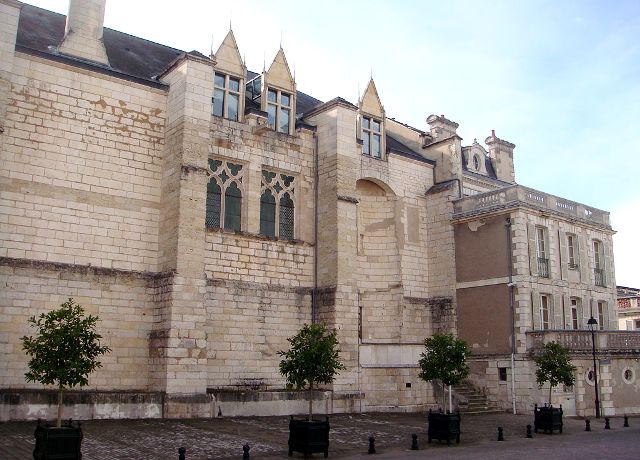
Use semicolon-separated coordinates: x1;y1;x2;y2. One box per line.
312;131;319;323
506;217;516;414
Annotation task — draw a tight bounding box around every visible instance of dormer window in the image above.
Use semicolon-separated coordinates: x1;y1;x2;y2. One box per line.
472;154;481;171
267;88;291;133
213;73;240;121
362;116;382;159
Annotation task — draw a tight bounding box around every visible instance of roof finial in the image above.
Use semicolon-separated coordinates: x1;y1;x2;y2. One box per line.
280;29;283;49
357;81;361;104
263;50;266;72
293;62;296;81
229;18;232;32
492;129;496;139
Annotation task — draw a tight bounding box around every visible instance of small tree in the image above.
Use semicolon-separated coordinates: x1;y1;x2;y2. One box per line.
418;333;470;413
21;298;111;427
534;341;576;405
278;323;346;418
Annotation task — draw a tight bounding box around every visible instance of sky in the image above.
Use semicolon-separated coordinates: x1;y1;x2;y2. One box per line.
27;0;640;287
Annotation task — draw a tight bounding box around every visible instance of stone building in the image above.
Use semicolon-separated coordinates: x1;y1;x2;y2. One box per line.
617;286;640;331
1;0;638;420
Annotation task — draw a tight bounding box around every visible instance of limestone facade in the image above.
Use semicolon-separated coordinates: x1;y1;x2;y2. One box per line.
0;0;637;421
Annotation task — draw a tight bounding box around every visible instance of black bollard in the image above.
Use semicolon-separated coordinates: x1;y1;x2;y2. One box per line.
411;433;419;450
526;424;532;438
585;419;591;431
497;427;504;441
624;415;629;427
368;436;376;454
605;417;610;430
243;443;250;459
178;447;186;460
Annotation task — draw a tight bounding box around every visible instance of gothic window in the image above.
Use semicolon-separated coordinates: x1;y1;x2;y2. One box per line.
362;116;382;159
206;159;244;231
213;73;241;121
266;88;292;134
260;170;295;239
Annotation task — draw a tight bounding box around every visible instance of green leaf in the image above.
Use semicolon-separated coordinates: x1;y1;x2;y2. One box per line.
418;333;470;387
534;341;576;390
278;323;346;390
21;298;111;389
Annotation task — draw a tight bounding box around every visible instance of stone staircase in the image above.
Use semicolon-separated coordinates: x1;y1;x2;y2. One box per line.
453;381;502;414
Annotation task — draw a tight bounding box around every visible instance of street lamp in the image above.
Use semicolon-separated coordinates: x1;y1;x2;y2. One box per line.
587;316;600;418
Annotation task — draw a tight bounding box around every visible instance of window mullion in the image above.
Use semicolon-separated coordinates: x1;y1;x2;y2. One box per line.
274;192;280;237
219;183;226;228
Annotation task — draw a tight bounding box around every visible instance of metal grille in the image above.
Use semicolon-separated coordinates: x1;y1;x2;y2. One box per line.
537;258;549;278
279;204;294;240
205;191;221;228
594;268;606;287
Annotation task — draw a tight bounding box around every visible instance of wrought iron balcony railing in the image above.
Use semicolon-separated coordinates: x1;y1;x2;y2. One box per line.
594;268;606;287
538;257;549;278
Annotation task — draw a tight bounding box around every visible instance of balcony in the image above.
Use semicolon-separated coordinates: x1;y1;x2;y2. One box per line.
527;330;640;355
453;185;611;228
594;268;606;287
537;257;549;278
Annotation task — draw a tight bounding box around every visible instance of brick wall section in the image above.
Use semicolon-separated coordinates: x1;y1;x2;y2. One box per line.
205;279;311;389
0;259;154;390
1;53;165;271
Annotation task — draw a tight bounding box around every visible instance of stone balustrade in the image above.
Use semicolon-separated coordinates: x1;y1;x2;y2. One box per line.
453;185;610;227
527;330;640;354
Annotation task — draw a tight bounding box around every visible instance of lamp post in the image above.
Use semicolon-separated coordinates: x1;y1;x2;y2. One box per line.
587;316;600;418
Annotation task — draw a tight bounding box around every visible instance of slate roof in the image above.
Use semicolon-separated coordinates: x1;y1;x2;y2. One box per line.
15;4;425;162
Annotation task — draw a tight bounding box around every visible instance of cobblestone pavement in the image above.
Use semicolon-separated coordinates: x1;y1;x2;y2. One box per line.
0;413;636;459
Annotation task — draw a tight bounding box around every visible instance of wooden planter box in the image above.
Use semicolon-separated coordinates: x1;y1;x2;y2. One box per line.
288;417;330;458
427;410;461;445
534;404;563;434
33;419;83;460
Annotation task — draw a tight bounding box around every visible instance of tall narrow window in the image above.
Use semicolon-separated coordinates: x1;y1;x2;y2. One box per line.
213;73;241;121
260;170;295;239
597;301;606;330
540;294;550;329
535;227;549;278
567;234;579;269
570;297;580;330
206;159;244;231
593;240;605;286
266;88;292;134
362;116;382;159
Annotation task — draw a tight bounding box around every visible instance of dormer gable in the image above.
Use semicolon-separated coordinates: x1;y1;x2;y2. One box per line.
213;29;246;78
359;78;384;119
211;29;246;122
265;48;295;91
257;48;296;134
462;139;489;175
358;78;386;160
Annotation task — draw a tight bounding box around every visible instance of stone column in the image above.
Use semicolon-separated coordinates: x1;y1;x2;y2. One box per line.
153;53;214;417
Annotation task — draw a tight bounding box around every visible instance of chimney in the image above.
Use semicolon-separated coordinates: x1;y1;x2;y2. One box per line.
485;130;516;183
426;114;459;142
58;0;110;66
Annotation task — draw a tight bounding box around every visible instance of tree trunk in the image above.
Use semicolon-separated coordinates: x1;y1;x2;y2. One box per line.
57;386;64;427
308;382;313;419
548;383;553;406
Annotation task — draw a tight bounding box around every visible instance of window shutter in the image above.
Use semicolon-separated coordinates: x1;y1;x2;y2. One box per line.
532;290;541;330
562;295;571;329
552;294;563;329
527;224;537;276
559;232;568;280
603;241;613;288
578;236;589;283
582;296;592;327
